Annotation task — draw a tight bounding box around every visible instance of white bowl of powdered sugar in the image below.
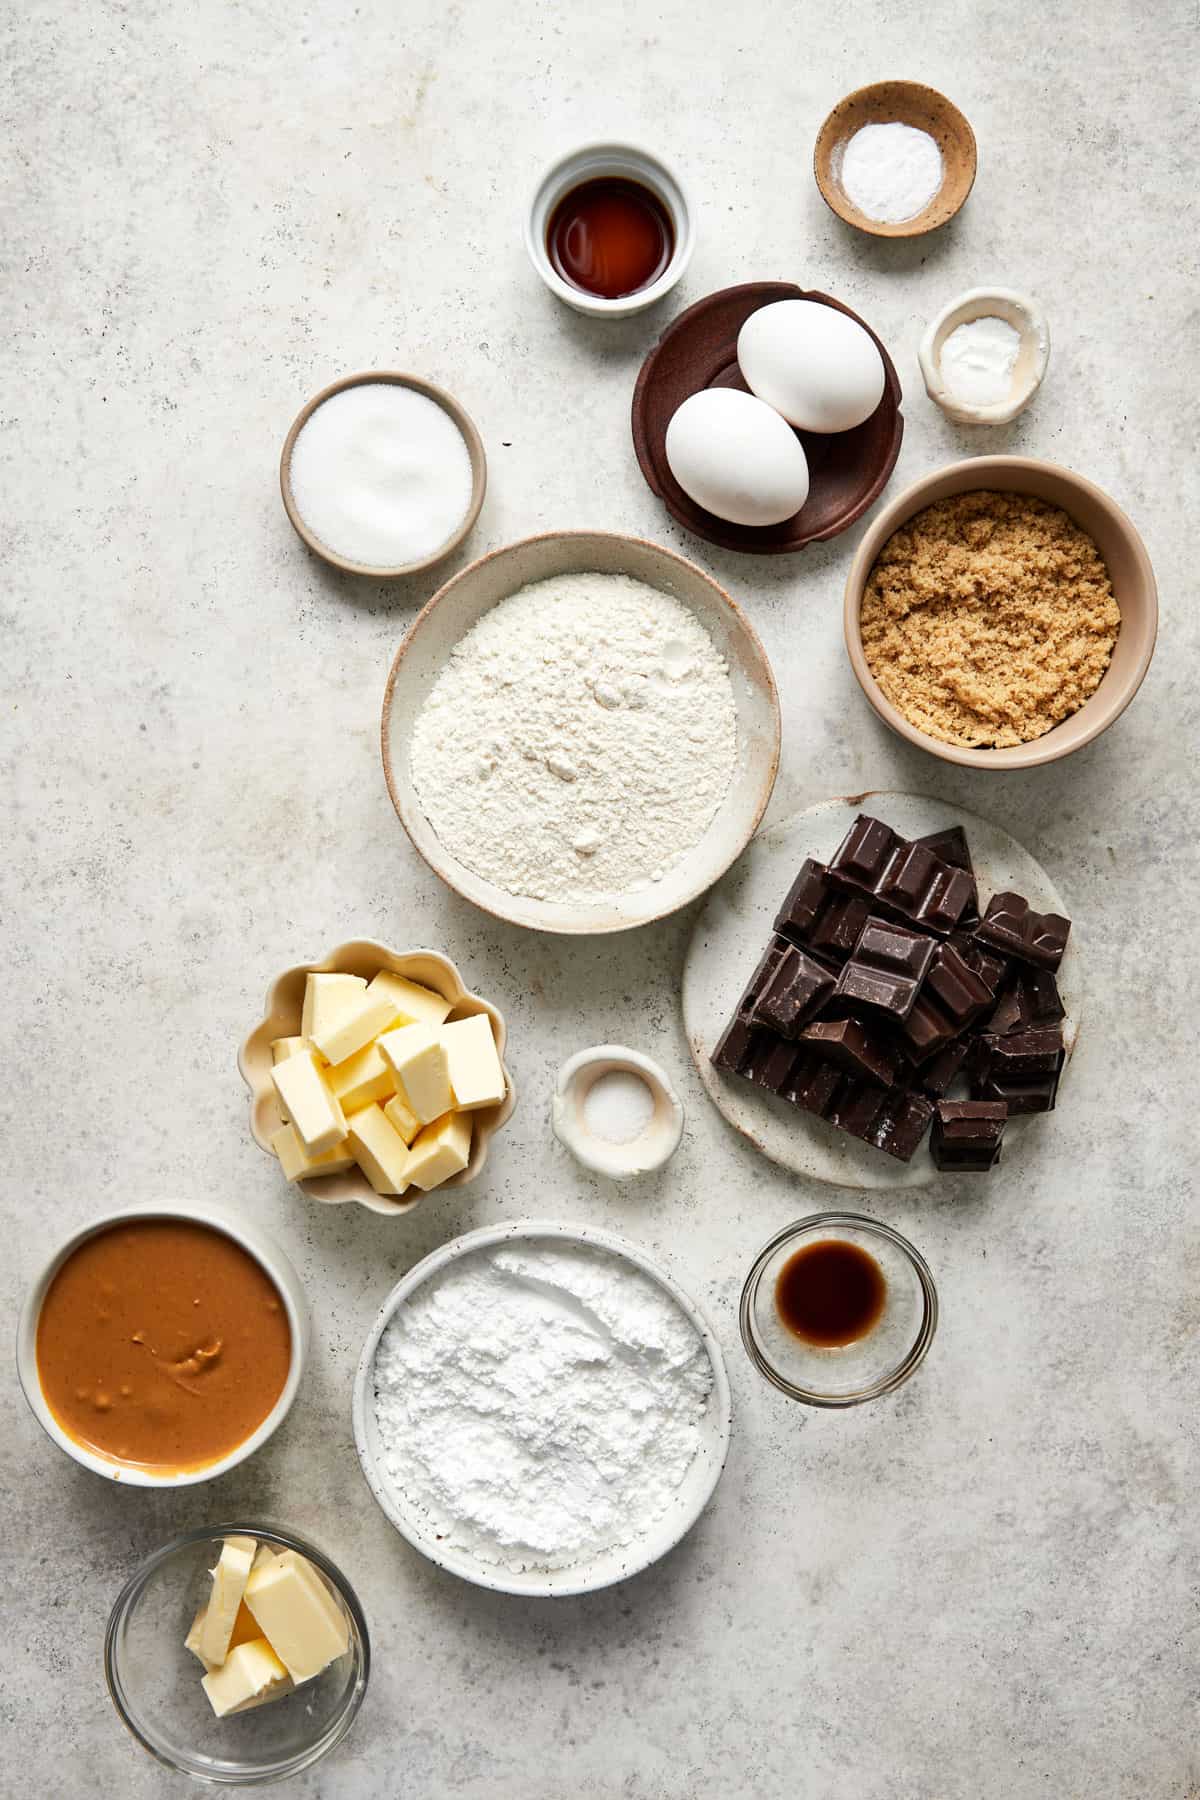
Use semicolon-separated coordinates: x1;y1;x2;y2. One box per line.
381;531;781;934
352;1220;732;1597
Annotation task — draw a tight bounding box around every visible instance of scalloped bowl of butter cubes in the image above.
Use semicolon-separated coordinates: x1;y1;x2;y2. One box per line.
105;1524;369;1785
239;941;515;1216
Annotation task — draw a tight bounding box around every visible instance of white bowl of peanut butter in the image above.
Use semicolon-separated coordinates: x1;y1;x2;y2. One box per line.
16;1202;308;1487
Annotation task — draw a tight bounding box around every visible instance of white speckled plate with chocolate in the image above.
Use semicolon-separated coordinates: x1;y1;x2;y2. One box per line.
683;793;1081;1191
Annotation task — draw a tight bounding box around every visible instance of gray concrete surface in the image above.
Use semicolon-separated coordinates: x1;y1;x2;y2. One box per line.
2;1;1197;1795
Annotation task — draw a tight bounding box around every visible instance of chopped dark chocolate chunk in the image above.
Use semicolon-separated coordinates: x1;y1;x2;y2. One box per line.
931;1100;1008;1172
913;826;973;874
827;814;975;935
922;941;995;1031
833;916;935;1020
750;943;836;1038
907;1039;969;1098
986;966;1067;1036
975;891;1071;971
913;826;979;917
773;859;871;962
970;1027;1065;1115
798;1016;900;1087
896;990;962;1064
949;928;1008;994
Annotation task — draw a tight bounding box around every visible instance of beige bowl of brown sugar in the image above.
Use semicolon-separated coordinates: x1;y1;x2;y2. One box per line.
844;456;1157;771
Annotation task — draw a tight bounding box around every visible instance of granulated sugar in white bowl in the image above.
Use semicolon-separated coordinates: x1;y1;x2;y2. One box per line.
283;375;482;574
352;1221;732;1596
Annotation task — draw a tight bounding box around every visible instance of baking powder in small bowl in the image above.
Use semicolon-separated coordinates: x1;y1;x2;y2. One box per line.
287;381;475;571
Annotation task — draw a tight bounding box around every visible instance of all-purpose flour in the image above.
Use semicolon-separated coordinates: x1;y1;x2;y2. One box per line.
409;572;738;904
371;1241;715;1570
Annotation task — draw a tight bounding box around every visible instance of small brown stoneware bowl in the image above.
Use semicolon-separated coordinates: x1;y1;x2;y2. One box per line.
631;282;902;554
844;456;1158;770
279;371;487;579
814;81;977;239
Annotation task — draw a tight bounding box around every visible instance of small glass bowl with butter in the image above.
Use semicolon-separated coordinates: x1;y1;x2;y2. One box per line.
105;1523;369;1785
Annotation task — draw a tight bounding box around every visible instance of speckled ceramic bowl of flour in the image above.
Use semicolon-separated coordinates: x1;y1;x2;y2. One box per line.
380;531;780;934
352;1219;732;1596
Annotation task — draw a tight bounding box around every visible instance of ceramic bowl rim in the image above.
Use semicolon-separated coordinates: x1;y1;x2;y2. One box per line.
379;529;781;934
104;1518;370;1783
551;1043;685;1177
351;1217;733;1596
813;79;977;239
15;1203;308;1487
630;281;905;554
522;139;695;317
236;939;516;1217
843;455;1159;769
739;1212;938;1406
279;369;487;578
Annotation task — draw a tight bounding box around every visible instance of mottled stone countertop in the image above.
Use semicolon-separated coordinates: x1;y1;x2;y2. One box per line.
2;1;1196;1795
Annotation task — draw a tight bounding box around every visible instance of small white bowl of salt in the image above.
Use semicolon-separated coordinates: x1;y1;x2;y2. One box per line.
919;288;1050;426
552;1045;684;1179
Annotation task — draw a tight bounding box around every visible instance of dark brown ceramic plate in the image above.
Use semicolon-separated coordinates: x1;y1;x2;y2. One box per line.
631;282;903;555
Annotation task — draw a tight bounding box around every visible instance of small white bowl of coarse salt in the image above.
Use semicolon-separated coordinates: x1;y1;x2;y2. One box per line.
552;1045;684;1179
919;287;1050;425
280;371;486;578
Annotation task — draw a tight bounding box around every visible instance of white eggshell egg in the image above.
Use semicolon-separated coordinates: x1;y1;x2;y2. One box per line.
664;388;810;527
737;299;886;433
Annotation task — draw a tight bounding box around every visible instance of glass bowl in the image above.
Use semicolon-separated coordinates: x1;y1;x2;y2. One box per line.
740;1213;937;1406
104;1523;369;1786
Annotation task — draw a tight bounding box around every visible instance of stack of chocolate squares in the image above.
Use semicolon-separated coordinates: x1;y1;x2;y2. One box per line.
712;814;1070;1171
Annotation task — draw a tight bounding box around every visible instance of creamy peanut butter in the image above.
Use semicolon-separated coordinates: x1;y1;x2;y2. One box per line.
36;1219;291;1472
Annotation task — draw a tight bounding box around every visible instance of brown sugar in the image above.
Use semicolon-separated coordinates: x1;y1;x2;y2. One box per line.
859;490;1121;748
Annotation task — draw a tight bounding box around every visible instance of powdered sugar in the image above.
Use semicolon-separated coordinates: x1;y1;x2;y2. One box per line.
370;1240;714;1571
409;572;738;904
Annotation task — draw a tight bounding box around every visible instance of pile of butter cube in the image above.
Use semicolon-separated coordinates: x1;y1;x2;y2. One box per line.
187;1536;349;1717
269;968;506;1198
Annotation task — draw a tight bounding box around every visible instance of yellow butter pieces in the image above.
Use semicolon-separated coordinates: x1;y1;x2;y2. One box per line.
270;1050;346;1156
244;1550;350;1685
346;1103;412;1196
405;1111;473;1191
441;1013;507;1110
270;969;504;1198
366;968;453;1029
270;1123;353;1182
201;1638;291;1718
187;1536;348;1720
300;972;365;1041
310;990;400;1068
198;1534;257;1668
325;1039;396;1113
377;1023;453;1125
383;1090;420;1146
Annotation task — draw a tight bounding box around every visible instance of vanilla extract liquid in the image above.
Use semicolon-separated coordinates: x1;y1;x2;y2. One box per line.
774;1239;887;1347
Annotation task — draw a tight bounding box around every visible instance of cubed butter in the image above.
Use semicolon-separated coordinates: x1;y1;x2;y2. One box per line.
376;1024;453;1125
187;1598;263;1671
185;1606;217;1672
440;1014;506;1111
244;1550;350;1686
271;1050;346;1156
325;1040;396;1114
300;972;367;1042
310;991;400;1068
383;1091;420;1146
366;969;453;1029
346;1103;412;1196
201;1638;291;1718
270;1036;309;1064
199;1535;257;1668
404;1110;473;1191
271;1122;354;1183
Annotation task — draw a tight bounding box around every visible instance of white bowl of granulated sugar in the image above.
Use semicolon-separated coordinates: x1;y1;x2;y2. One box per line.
352;1219;732;1597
